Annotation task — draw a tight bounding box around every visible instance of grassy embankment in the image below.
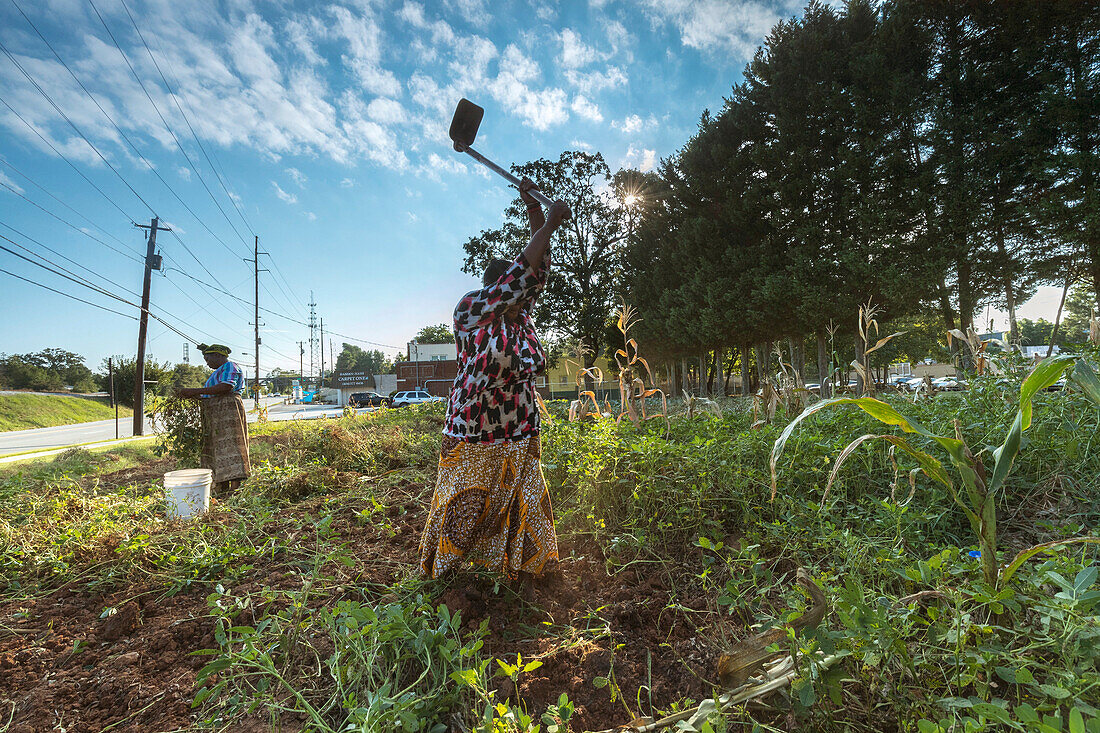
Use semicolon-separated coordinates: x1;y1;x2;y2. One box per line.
0;393;132;431
1;362;1099;732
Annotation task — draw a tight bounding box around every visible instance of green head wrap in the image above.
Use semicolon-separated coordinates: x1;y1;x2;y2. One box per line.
198;343;232;357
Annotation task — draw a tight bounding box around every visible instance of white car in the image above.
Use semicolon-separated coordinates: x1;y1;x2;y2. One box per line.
931;377;967;391
390;390;443;407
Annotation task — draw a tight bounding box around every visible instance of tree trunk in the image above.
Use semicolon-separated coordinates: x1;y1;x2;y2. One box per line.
723;350;732;396
715;348;724;396
741;343;752;396
681;358;689;396
995;229;1021;345
1048;267;1076;357
817;331;831;398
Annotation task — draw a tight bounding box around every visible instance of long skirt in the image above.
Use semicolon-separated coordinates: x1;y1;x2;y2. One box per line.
200;393;250;483
419;434;559;580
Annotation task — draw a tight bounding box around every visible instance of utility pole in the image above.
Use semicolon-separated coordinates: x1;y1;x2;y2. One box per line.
109;357;118;440
320;317;325;387
132;217;168;436
308;292;318;387
249;235;267;411
298;341;304;383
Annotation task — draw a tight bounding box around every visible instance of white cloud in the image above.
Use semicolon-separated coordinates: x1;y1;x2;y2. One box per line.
406;211;418;222
340;178;356;188
367;98;407;125
305;211;317;221
285;17;326;66
571;95;603;123
637;0;780;58
0;170;24;195
285;167;306;187
176;166;191;181
420;152;468;182
329;5;401;97
564;66;628;95
613;114;658;134
570;139;594;151
272;181;298;204
486;45;569;131
620;145;658;172
560;29;599;69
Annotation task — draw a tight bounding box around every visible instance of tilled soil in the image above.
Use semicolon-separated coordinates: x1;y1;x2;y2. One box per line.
1;478;730;732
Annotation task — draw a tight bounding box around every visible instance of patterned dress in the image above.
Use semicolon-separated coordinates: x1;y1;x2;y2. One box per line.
419;252;559;579
199;360;250;484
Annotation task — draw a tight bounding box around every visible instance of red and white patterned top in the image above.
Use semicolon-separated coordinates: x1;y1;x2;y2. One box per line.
443;251;548;443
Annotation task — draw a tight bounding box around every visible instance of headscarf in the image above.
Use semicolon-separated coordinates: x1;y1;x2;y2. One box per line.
198;343;232;357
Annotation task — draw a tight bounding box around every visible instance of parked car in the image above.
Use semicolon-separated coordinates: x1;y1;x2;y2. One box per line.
391;390;443;408
931;377;967;391
902;377;925;392
349;391;391;408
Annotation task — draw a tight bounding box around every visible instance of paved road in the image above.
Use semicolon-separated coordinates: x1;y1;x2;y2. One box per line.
0;396;296;457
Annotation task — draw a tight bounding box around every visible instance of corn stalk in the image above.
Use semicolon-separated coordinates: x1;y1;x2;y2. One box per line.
853;299;905;396
612;300;670;434
771;355;1100;588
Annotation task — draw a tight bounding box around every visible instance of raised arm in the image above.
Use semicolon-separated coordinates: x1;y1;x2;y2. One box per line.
453;199;571;332
521;199;569;274
520;178;545;236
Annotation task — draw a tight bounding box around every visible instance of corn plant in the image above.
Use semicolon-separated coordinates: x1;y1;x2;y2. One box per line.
613;300;669;433
770;355;1100;587
853;299;905;396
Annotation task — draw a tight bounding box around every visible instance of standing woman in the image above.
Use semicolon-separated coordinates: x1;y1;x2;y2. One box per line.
177;344;250;494
420;180;571;581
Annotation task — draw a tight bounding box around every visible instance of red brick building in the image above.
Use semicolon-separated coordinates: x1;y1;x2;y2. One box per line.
394;359;459;397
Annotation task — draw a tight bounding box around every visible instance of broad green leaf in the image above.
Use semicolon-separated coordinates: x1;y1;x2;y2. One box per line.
989;356;1076;494
770;397;962;499
823;434;953;502
1001;537;1100;587
917;719;940;733
1074;566;1098;593
1015;668;1035;684
1068;360;1100;405
1070;708;1085;733
1015;703;1040;723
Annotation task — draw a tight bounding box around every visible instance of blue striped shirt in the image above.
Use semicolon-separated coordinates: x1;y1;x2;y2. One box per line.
204;361;246;394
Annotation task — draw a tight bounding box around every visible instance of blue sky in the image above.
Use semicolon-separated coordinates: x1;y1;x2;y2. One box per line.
0;0;1056;376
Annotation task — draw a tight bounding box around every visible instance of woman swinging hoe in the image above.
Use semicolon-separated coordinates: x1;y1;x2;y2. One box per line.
419;179;570;582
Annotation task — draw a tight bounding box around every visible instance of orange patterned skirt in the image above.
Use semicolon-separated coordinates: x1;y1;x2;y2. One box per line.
419;434;558;579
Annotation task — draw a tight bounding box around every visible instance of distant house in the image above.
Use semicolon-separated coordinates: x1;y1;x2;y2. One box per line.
395;340;459;396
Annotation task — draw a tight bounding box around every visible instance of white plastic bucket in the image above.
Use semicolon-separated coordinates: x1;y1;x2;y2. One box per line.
164;469;213;519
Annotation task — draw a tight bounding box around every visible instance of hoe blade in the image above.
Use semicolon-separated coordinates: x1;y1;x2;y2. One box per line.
449;98;484;152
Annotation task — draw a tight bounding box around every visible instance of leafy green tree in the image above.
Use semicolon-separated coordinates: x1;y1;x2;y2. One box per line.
98;357;175;408
461;151;635;380
1060;281;1098;343
334;344;392;375
413;324;453;344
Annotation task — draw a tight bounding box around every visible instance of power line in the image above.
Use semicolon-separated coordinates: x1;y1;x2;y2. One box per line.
0;177;143;265
0;92;137;224
0;154;142;259
0;218;143;298
0;36;157;216
139;8;257;241
86;0;251;262
0;232;204;343
0;265;138;320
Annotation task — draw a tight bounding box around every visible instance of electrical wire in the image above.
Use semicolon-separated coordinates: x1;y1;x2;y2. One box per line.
0;177;144;265
0;218;143;298
0;92;137;224
0;233;203;343
0;37;157;217
0;265;138;320
86;0;251;262
0;154;142;258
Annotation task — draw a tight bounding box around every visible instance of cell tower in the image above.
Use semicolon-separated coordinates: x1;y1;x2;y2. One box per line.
183;342;189;364
308;291;318;384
